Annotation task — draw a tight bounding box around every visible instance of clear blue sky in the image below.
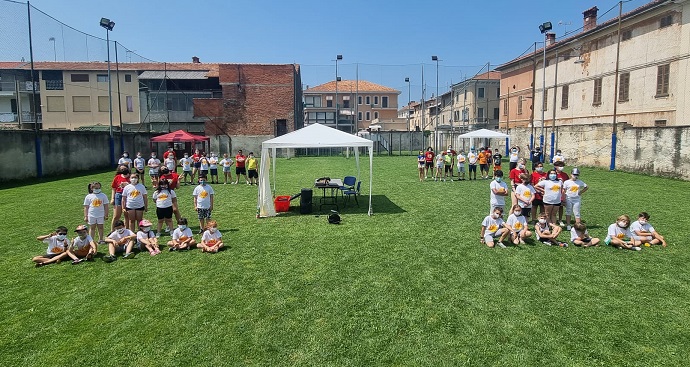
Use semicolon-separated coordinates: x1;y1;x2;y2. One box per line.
9;0;649;103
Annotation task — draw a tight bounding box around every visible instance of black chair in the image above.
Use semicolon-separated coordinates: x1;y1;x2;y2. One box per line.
343;181;361;207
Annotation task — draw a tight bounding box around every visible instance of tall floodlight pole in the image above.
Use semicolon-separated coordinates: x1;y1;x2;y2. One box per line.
538;21;552;161
335;54;342;129
432;56;439;150
405;77;411;131
100;17;115;166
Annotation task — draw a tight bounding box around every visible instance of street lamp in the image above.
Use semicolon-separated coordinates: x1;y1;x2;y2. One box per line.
48;37;56;61
431;55;439;150
538;21;552;161
335;54;342;129
100;17;115;167
405;77;411;131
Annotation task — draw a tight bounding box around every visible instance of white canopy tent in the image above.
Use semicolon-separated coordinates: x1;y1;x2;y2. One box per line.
456;129;510;150
257;123;374;217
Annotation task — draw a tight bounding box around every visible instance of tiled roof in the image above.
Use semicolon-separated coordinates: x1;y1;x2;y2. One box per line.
472;71;501;80
305;80;399;93
0;61;220;78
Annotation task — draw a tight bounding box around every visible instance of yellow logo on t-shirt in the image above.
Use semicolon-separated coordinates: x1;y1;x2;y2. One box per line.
184;162;190;167
616;233;625;239
569;185;579;193
551;185;560;192
199;191;208;199
524;191;532;198
158;194;168;201
207;239;217;245
514;222;523;230
130;190;140;198
459;157;465;162
488;224;498;232
179;235;188;241
51;247;63;254
92;199;102;207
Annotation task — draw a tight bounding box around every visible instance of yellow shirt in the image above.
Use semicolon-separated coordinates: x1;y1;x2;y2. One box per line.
247;157;258;170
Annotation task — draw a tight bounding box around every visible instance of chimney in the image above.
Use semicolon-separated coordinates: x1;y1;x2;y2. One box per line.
583;6;599;32
546;32;556;46
192;56;200;63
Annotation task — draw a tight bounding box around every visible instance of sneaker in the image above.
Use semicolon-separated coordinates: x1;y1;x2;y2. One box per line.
164;227;171;233
542;241;553;246
566;225;572;231
103;255;117;263
169;247;177;252
497;242;507;249
558;221;565;227
198;229;204;234
123;252;136;259
155;233;161;239
98;240;107;245
632;246;642;251
559;242;569;248
71;258;84;265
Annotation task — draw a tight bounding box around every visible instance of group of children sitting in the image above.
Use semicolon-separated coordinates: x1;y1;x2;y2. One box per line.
31;218;225;267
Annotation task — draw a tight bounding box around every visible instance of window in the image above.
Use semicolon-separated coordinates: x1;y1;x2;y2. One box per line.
619;73;630;102
561;85;569;109
125;74;132;82
72;96;91;112
477;107;484;121
343;99;350;109
454;110;461;121
71;74;89;82
496;88;500;99
304;96;321;107
374;96;379;105
374;111;379;120
126;96;133;112
326;95;333;108
654;119;667;127
365;111;371;121
517;96;523;115
358;112;362;121
97;74;109;82
503;98;508;115
593;78;602;105
660;14;673;28
358;96;362;105
98;96;109;112
478;87;485;99
622;29;632;41
365;96;371;105
543;88;548;111
656;64;670;97
381;96;389;108
493;108;499;120
46;96;65;112
43;70;63;90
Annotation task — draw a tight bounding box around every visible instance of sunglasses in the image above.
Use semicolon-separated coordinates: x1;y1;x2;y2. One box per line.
57;233;67;235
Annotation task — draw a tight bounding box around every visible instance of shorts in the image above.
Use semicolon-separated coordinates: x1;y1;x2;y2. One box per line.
113;244;126;253
149;171;159;177
444;165;452;173
125;206;145;211
490;204;504;214
88;216;104;225
200;170;209;177
436;164;443;169
509;162;518;170
565;199;581;217
469;164;477;172
183;170;192;176
544;202;561;207
483;231;504;244
457;165;465;172
425;162;433;168
521;207;532;217
157;206;173;220
480;164;489;171
632;235;653;242
248;169;258;179
532;198;544;206
236;167;247;175
210;168;218;176
194;162;201;168
418;163;425;169
223;166;232;173
114;192;123;207
494;165;502;171
197;208;212;220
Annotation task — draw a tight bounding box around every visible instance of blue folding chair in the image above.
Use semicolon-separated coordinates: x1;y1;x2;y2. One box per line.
339;176;356;198
343;181;361;207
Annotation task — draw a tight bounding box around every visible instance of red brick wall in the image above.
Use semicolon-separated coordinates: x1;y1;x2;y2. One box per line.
192;98;224;135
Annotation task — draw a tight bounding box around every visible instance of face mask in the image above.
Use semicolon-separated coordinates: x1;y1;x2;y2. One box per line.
618;221;627;228
56;234;67;241
123;154;129;158
161;186;169;190
572;175;579;179
556;166;564;171
78;233;87;239
536;167;544;172
178;225;186;230
120;170;130;176
130;178;138;184
184;155;189;158
638;219;647;225
518;164;525;169
512;149;518;153
199;181;206;186
117;228;125;234
152;155;157;159
495;177;502;182
93;189;102;194
136;154;142;158
142;227;150;232
514;211;522;216
491;213;500;219
549;174;557;180
209;227;217;233
557;152;562;155
538;219;546;224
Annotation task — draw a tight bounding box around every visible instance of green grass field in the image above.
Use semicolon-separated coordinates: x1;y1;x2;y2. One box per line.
1;156;689;366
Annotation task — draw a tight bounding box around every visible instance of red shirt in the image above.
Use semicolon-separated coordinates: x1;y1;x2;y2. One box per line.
556;171;569;182
424;151;435;163
235;154;247;168
111;174;130;193
509;168;528;186
160;172;180;190
531;171;548;199
163;150;176;160
192;153;201;163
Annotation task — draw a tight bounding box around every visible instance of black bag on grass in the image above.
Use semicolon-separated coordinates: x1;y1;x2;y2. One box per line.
328;211;341;224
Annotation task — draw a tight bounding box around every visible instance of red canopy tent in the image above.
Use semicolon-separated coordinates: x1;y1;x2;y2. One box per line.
149;129;210;155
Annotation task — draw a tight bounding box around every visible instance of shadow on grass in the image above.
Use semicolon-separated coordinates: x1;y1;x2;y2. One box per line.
277;195;405;217
0;167;116;189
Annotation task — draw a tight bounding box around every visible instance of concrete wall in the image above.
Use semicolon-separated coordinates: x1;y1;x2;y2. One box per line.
0;130;154;182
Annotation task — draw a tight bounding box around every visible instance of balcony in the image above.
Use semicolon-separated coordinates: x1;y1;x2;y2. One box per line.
0;112;42;123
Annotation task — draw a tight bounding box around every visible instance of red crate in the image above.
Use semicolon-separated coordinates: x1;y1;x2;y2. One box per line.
274;195;291;212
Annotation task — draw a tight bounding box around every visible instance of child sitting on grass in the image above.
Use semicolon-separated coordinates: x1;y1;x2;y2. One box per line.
136;219;161;256
198;220;224;253
67;224;97;264
480;207;509;248
534;213;567;247
33;226;71;267
168;218;196;251
570;222;600;247
630;212;667;247
103;220;137;262
605;214;641;251
505;204;532;246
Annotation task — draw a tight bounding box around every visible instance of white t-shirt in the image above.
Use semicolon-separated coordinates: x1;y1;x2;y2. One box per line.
220;158;234;168
209;157;218;169
506;213;528;232
72;235;94;251
84;192;109;218
606;223;633;241
133;157;146;171
172;227;194;241
43;236;70;255
180;157;192;172
489;180;509;206
108;228;135;243
456;154;466;167
482;215;505;236
563;179;587;200
193;185;214;209
148;158;161;174
153;189;177;208
509;150;519;163
552;154;565;164
122;183;147;209
136;230;155;243
468;152;478;164
536;179;562;204
164;157;176;171
630;220;656;235
515;183;535;208
435;155;444;168
118;157;132;166
200;158;210;171
570;228;590;242
201;229;223;244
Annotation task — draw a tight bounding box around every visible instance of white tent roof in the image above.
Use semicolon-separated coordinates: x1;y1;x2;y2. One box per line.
262;123;373;148
458;128;509;138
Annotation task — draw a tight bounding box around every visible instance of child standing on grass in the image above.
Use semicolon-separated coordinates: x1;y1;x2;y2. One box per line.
198;220;224;253
456;150;466;181
563;167;588;230
505;204;532;245
152;180;177;237
179;153;193;185
515;173;535;222
489;170;509;214
534;213;566;247
193;176;214;233
570;222;600;247
417;150;425;182
480;207;509;248
630;212;667;247
133;152;146;176
605;214;641;251
148;152;161;187
67;224;97;264
136;219;161;256
535;169;562;226
247;152;259;185
84;181;109;244
121;173;148;232
33;226;71;267
103;220;137;262
164;154;176;173
220;153;234;184
209;153;220;184
118;152;132;169
168;218;196;251
435;152;445;181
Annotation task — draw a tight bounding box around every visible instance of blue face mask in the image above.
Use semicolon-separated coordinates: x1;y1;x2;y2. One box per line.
199;181;206;186
549;174;557;180
495;177;502;182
